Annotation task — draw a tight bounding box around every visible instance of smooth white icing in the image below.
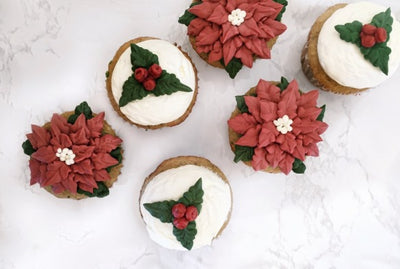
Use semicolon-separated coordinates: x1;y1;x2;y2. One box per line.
111;39;196;126
318;2;400;88
140;165;232;251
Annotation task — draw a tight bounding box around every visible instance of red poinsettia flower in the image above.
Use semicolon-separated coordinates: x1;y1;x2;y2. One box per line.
27;113;122;194
228;79;328;174
188;0;287;67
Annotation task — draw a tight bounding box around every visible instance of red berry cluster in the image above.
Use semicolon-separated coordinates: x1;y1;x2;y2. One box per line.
360;24;387;48
171;203;199;230
134;64;163;91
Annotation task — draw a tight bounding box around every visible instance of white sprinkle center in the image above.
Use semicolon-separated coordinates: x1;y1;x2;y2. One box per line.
273;115;293;134
56;148;76;165
228;9;246;26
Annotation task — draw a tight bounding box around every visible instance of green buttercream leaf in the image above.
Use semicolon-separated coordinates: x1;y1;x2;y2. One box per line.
173;222;197;250
335;21;363;44
224;58;243;79
143;200;177;223
67;114;79;124
235;95;249;113
277;76;289;92
22;139;36;156
371;8;393;34
360;42;391;75
292;158;306;174
77;182;109;198
177;178;204;213
234;145;254;163
105;71;109;78
119;76;148;106
317;105;326;122
178;1;202;26
273;0;288;22
153;71;193;96
130;43;159;69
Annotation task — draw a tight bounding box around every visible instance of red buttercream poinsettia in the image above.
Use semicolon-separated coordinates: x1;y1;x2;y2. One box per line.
27;113;122;194
188;0;287;67
228;79;328;174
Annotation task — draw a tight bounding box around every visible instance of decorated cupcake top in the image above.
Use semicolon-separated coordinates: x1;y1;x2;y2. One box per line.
228;78;328;174
22;102;123;198
140;163;232;251
318;2;400;88
109;39;196;127
179;0;288;78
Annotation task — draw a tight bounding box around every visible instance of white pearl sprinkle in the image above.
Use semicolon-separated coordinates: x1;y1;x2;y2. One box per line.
273;115;293;134
55;147;76;165
228;8;246;26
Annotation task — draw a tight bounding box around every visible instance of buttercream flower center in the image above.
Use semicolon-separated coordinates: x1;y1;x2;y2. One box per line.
228;9;246;26
273;115;293;134
56;148;76;165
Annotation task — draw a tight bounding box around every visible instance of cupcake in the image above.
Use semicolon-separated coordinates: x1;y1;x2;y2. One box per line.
179;0;288;78
106;37;198;129
228;77;328;174
301;2;400;94
22;102;123;199
139;156;232;250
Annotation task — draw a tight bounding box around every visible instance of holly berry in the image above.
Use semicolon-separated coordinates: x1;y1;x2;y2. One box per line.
360;34;376;48
185;206;198;222
172;203;186;218
361;24;377;35
148;64;163;79
173;217;189;230
375;27;387;43
143;78;156;91
134;67;148;83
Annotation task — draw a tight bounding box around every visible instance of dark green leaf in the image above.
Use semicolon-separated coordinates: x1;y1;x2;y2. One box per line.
22;139;36;156
77;182;110;198
224;58;243;79
234;145;254;163
335;21;363;44
153;71;192;96
173;221;197;250
316;105;326;122
235;95;249;113
277;76;289;92
360;43;391;75
119;76;148;106
143;200;177;223
130;43;159;69
72;101;93;120
105;71;109;78
273;0;288;22
177;178;204;213
292;158;306;174
178;1;202;26
371;8;393;35
67;114;79;124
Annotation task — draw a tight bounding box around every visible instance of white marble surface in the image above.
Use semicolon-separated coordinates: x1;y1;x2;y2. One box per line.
1;0;400;268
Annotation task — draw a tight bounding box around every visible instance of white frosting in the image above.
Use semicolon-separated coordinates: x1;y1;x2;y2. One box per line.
318;2;400;88
228;9;246;26
111;39;196;126
56;148;75;165
140;165;232;251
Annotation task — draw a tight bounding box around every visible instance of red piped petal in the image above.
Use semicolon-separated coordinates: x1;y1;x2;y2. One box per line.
31;146;57;164
27;125;50;149
93;169;111;182
43;161;70;187
91;153;119;170
72;159;93;175
228;113;258;135
87;112;105;138
252;147;269;171
72;145;95;163
235;125;261;147
93;134;122;153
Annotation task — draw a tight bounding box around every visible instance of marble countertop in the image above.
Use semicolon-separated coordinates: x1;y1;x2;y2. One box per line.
1;0;400;268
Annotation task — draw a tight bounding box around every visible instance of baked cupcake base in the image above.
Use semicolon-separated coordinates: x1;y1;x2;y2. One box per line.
106;37;198;130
